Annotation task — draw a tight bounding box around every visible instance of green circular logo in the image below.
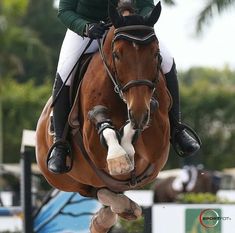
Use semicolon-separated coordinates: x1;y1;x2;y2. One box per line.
199;209;219;228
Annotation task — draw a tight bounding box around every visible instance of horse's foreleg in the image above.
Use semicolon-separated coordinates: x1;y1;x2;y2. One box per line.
97;188;142;221
90;206;117;233
103;127;134;175
88;105;134;175
120;122;137;165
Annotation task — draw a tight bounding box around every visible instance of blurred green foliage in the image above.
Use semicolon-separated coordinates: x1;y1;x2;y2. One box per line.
0;0;64;84
177;192;235;204
178;192;218;204
119;217;144;233
0;0;235;173
110;217;144;233
1;79;51;162
1;0;29;19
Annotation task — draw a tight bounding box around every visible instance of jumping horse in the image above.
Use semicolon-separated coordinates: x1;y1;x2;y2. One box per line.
36;1;172;232
153;166;221;203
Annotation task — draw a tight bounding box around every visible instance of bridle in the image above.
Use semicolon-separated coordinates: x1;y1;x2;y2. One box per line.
98;25;161;102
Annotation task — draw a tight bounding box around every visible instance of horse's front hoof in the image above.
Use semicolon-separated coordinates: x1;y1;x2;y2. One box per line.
117;199;142;220
90;207;117;233
107;154;134;175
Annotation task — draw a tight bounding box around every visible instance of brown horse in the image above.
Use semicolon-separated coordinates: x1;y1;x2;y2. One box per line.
36;2;171;232
153;166;221;203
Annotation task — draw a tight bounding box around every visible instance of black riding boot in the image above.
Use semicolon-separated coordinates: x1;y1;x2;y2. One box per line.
47;74;71;174
165;61;201;157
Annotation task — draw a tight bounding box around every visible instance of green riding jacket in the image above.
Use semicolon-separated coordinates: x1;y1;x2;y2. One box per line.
58;0;155;36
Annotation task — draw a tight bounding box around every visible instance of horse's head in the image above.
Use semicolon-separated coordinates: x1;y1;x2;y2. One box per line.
108;1;162;130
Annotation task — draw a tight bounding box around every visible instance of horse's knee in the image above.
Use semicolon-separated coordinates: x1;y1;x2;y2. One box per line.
88;105;113;132
88;105;110;125
88;105;119;148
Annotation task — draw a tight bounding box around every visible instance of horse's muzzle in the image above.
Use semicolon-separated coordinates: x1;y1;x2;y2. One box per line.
128;109;150;130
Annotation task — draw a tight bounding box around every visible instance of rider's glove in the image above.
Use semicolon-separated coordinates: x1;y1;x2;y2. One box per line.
84;22;109;39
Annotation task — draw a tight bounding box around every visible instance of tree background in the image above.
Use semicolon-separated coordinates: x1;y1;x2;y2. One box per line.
0;0;235;170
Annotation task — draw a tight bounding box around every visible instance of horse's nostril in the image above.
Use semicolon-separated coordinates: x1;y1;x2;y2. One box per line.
128;109;149;130
128;110;137;127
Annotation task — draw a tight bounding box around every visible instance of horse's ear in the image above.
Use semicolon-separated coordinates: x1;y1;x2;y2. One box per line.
144;1;162;27
108;0;124;28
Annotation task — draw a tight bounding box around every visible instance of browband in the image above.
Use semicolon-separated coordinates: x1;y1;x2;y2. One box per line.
113;25;157;44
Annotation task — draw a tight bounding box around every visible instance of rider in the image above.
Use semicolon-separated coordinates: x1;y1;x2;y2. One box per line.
47;0;201;174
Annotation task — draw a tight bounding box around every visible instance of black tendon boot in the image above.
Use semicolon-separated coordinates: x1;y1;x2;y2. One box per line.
165;61;201;157
47;74;71;174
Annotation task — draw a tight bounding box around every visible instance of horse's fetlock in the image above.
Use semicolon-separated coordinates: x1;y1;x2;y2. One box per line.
88;105;120;148
99;124;120;149
97;121;115;135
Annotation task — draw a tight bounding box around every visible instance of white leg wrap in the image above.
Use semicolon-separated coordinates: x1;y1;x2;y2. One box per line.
120;122;136;163
102;127;134;175
102;128;126;160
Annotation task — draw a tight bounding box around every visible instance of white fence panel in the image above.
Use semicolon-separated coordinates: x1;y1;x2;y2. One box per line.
152;204;235;233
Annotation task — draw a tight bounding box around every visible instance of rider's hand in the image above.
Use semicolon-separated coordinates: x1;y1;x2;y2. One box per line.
84;22;109;39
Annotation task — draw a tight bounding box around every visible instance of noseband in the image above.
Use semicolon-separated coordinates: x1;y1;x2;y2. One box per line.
98;25;161;102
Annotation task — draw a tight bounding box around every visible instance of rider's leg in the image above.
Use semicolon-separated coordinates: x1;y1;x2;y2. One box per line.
48;29;99;174
47;74;71;174
159;40;200;157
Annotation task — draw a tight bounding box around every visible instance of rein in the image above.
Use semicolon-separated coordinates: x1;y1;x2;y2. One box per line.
98;25;161;102
72;127;155;192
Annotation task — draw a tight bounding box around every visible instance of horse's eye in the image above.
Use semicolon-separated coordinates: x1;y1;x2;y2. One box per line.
113;52;120;60
154;48;160;56
154;52;162;63
154;50;159;57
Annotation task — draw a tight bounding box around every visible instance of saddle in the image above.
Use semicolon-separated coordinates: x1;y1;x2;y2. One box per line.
49;53;93;136
68;53;93;129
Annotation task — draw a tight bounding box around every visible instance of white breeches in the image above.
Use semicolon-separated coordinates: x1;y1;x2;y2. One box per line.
57;29;174;86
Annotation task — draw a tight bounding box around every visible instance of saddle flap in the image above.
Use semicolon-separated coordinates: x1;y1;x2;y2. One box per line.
68;54;93;129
